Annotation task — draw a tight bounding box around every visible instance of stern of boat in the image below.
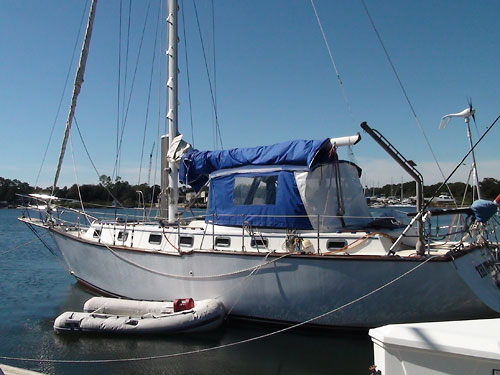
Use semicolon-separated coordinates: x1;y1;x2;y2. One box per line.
453;245;500;315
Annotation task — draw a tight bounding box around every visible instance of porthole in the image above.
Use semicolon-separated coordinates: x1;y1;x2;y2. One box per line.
215;237;231;247
250;238;268;248
179;236;194;247
149;234;162;245
326;239;347;250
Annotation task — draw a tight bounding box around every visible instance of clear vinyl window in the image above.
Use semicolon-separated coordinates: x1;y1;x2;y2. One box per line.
233;176;277;206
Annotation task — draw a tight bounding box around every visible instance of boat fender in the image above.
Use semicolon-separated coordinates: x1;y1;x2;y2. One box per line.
302;240;315;254
174;298;195;312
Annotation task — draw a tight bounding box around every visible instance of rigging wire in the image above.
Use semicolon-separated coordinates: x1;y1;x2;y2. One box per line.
211;0;218;149
192;0;223;149
147;0;165;218
310;0;356;129
73;116;124;208
180;0;196;147
138;0;161;185
115;0;123;182
309;0;358;162
116;0;133;179
360;0;457;205
0;255;438;364
35;0;90;188
421;114;500;212
68;133;88;223
113;0;154;181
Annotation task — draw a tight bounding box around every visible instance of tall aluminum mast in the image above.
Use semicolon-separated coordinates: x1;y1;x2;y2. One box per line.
165;0;179;222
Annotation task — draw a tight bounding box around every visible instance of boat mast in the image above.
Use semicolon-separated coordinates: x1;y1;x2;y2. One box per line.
165;0;179;222
52;0;98;192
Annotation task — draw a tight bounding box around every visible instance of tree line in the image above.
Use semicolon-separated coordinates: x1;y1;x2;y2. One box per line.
366;178;500;204
2;175;500;208
0;175;185;208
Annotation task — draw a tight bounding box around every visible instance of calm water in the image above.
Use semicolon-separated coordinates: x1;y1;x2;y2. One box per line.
0;209;373;375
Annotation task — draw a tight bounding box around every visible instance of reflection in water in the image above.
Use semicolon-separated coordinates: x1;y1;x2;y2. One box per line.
1;209;373;375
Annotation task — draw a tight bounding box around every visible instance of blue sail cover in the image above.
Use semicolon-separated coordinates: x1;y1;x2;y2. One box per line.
179;139;329;191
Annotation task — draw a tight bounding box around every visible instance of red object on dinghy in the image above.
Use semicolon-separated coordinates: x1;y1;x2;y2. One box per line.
173;298;195;312
494;194;500;205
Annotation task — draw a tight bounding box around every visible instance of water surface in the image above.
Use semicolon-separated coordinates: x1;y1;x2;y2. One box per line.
0;209;373;374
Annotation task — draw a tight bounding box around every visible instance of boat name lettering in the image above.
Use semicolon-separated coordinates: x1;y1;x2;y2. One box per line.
475;260;495;278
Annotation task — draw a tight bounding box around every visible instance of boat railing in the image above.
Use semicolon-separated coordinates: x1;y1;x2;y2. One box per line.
40;205;476;237
24;203;496;251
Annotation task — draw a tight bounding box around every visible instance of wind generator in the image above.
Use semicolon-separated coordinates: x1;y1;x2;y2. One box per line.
439;101;481;201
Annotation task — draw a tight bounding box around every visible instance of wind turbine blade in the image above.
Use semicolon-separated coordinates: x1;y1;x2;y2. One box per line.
439;107;475;129
439;116;452;129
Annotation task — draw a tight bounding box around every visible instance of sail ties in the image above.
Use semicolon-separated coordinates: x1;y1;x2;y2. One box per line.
166;134;193;163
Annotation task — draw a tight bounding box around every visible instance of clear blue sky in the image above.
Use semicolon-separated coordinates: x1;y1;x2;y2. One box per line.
1;0;499;189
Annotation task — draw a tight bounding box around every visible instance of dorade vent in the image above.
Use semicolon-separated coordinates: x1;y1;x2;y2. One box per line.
250;238;268;248
117;231;128;242
215;237;231;247
326;239;347;250
149;234;162;245
179;236;194;247
93;229;101;238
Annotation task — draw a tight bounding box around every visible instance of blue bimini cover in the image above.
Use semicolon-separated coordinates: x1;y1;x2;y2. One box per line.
179;139;330;192
207;170;312;229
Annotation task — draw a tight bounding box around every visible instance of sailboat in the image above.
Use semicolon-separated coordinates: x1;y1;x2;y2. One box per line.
20;0;500;328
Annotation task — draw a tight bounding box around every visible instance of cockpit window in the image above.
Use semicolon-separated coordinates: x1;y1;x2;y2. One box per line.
233;176;277;206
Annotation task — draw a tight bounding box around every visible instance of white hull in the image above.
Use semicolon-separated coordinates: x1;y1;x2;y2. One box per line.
49;227;500;328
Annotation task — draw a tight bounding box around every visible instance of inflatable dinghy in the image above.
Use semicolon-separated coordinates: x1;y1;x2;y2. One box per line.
54;297;225;334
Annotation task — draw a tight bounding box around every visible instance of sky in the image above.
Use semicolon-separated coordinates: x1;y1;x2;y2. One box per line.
1;0;499;189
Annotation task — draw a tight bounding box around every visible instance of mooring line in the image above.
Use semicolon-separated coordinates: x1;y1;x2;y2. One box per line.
0;255;438;364
0;235;48;256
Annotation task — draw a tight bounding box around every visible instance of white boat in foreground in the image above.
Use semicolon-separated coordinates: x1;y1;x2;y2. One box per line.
369;318;500;375
54;297;225;334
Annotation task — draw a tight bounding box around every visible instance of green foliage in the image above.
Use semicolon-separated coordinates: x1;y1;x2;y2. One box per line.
480;178;500;200
0;176;161;208
2;175;500;207
0;177;34;204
